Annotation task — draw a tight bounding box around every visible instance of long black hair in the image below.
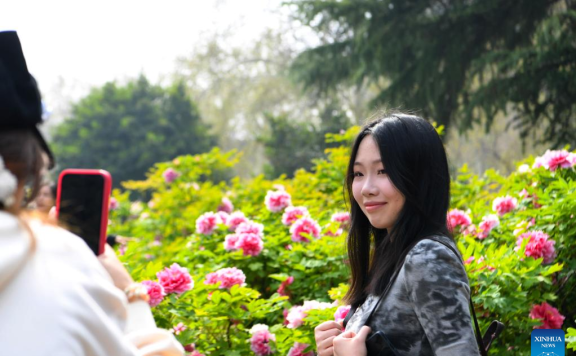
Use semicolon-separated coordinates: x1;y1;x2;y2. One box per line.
343;112;452;307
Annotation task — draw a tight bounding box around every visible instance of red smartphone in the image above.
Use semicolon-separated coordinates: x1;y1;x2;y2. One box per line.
56;169;112;255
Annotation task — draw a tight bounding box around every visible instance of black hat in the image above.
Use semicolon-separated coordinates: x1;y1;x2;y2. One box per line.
0;31;55;168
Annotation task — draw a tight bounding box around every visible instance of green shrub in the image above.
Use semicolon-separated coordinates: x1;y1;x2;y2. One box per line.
110;130;575;355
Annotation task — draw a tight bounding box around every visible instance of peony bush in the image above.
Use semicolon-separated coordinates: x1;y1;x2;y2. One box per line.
108;132;576;355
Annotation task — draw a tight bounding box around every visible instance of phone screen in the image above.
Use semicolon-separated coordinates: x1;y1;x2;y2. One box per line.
58;174;105;255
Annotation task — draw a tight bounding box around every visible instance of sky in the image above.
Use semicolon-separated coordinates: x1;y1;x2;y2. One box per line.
1;0;288;123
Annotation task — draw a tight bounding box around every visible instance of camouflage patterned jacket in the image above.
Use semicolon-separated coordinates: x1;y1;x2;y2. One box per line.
346;235;481;356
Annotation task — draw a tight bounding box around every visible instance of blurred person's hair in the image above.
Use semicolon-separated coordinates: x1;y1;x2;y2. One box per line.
0;129;44;214
39;180;57;199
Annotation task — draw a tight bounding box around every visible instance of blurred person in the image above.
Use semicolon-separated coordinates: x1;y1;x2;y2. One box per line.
0;31;183;356
33;181;56;214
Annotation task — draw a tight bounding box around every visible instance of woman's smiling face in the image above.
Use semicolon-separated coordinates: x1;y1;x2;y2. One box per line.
352;135;405;230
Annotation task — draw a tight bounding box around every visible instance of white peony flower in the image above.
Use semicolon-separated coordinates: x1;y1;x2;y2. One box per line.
517;164;530;173
249;324;269;335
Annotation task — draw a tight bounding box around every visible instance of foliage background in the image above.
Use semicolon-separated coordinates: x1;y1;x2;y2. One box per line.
51;76;216;187
110;129;576;355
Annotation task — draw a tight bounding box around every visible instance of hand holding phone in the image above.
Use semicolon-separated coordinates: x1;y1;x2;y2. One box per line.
56;169;112;255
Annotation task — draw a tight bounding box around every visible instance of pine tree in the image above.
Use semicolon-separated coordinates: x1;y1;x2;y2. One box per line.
291;0;576;146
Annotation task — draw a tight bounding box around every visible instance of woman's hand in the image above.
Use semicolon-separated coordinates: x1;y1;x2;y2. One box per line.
98;244;134;290
333;326;371;356
315;320;343;356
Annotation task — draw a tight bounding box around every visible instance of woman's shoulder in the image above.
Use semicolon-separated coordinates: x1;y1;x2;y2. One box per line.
402;235;464;277
407;235;459;260
0;212;99;276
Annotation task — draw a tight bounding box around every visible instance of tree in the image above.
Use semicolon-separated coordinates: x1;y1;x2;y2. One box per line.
260;113;322;178
290;0;576;147
175;27;371;177
260;99;350;178
52;75;216;186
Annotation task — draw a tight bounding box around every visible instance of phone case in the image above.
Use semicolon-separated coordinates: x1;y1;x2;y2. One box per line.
56;169;112;255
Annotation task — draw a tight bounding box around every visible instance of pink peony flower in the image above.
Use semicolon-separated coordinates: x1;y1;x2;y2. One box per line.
195;212;222;235
286;300;334;328
226;211;249;231
466;256;495;272
460;224;477;237
516;231;556;264
290;217;321;242
286;306;307;329
519;189;530;199
141;280;166;307
184;344;206;356
224;234;240;251
334;305;351;323
157;263;194;294
447;209;472;232
204;267;246;289
477;215;499;239
532;156;546;169
265;190;291;213
236;232;264;256
216;211;229;225
282;206;310;226
530;302;565;329
171;322;187;335
287;342;314;356
324;227;344;237
331;212;351;228
277;276;294;296
218;197;234;213
236;221;264;237
547;151;575;172
533;149;576;171
282;309;290;325
492;196;518;216
162;168;180;183
249;325;275;356
109;197;119;211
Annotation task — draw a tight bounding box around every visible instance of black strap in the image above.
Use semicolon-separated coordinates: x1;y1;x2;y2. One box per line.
342;303;356;328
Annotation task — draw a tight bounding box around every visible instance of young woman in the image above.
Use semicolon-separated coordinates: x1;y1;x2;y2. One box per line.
315;113;481;356
0;31;183;356
33;182;57;214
